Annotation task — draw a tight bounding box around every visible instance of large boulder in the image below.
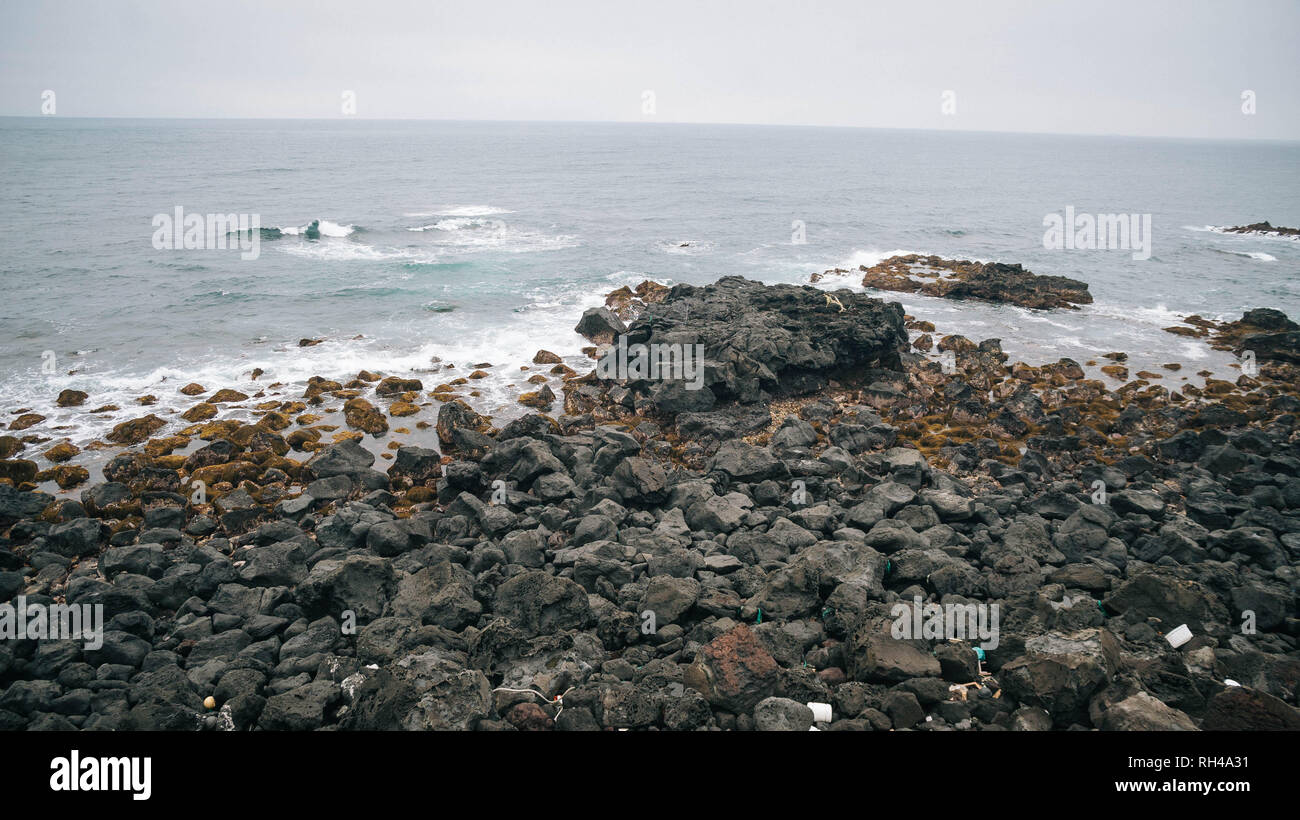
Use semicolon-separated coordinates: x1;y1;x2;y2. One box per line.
1099;691;1198;731
305;438;375;479
844;626;941;683
343;650;492;730
684;624;779;713
574;307;628;344
1000;628;1121;727
1102;572;1226;635
614;277;906;412
296;555;395;625
753;697;815;731
492;571;590;637
1201;687;1300;731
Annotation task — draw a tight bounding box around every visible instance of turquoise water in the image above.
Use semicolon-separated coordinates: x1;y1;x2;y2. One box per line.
1;118;1297;445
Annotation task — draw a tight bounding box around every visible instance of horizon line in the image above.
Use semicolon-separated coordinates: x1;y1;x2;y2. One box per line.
1;114;1296;144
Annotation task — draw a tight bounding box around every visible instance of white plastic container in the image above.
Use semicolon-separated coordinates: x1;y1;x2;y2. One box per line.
807;702;833;723
1165;624;1192;648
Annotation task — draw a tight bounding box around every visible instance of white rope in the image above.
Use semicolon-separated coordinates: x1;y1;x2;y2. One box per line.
492;686;574;723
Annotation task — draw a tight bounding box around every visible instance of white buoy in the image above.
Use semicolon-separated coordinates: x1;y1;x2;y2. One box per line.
807;702;833;723
1165;624;1193;648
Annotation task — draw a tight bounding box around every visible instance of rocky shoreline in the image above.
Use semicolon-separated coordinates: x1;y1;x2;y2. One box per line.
814;253;1094;310
1221;221;1300;240
0;274;1297;731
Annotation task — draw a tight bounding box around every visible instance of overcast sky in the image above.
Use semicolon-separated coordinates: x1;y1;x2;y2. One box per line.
1;0;1296;139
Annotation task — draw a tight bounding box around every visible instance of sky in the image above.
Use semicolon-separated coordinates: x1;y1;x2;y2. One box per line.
1;0;1297;139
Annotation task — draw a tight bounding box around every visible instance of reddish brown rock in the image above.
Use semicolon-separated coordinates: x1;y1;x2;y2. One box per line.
506;701;554;731
683;624;779;713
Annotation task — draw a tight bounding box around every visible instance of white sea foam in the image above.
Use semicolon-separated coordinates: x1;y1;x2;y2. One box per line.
828;248;919;271
278;220;355;237
434;206;515;217
1009;305;1081;331
1209;246;1279;262
4;272;629;456
660;240;714;255
280;243;417;262
603;270;674;290
1086;301;1189;327
409;217;506;232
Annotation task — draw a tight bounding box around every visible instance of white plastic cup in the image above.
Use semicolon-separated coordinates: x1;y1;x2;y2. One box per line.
1165;624;1192;648
807;702;833;723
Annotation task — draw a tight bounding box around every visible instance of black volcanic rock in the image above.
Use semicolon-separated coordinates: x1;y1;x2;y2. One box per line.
822;254;1092;310
604;276;906;414
1223;221;1300;238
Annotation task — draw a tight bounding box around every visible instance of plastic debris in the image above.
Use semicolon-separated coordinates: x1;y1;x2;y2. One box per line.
1165;623;1192;648
807;702;832;723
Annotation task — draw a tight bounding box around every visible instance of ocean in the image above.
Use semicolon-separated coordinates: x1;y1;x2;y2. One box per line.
1;117;1298;464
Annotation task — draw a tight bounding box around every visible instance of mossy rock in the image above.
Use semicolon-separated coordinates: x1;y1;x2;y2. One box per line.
182;403;218;423
56;389;89;407
8;413;45;432
43;441;81;463
107;414;167;445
